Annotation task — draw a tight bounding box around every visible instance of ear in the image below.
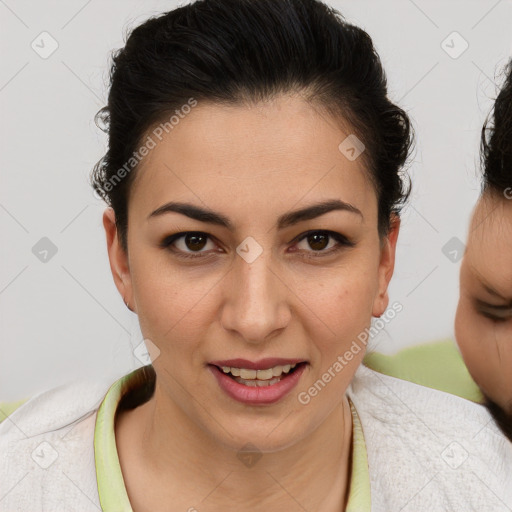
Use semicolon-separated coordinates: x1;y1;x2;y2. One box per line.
372;214;400;318
103;207;134;312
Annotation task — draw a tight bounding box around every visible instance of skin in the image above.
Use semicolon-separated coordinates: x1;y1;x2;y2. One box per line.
455;191;512;419
103;93;399;511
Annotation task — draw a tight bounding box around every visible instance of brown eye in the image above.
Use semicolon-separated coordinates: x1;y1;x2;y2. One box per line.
184;233;208;251
161;231;217;259
294;230;354;256
306;232;329;251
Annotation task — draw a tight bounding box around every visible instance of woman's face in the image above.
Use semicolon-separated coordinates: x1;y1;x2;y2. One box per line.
104;93;398;452
455;192;512;415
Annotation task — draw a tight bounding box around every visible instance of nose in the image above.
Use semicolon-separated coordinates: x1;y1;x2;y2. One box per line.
220;247;291;345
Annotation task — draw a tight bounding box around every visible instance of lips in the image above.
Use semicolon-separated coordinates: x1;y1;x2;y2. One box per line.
208;358;308;405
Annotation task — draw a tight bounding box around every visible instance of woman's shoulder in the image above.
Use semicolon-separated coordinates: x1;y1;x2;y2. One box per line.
348;364;512;510
0;372;118;439
0;371;125;511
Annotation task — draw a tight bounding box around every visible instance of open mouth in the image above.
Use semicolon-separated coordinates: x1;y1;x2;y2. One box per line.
212;362;306;387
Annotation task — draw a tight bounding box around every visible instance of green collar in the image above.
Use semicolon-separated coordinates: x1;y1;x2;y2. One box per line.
94;365;371;511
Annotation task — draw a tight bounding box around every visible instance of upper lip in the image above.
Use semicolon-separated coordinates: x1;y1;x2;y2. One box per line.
209;358;307;370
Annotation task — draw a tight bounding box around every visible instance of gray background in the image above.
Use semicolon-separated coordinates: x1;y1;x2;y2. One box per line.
1;0;511;400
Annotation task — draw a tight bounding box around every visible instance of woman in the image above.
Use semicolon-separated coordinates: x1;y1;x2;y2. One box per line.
1;1;510;510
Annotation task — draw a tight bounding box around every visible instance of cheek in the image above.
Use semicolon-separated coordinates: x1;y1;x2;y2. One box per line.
303;264;378;358
130;250;213;348
455;297;488;379
456;297;512;403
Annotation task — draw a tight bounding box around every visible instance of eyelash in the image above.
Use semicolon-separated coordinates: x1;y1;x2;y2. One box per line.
477;307;511;323
160;230;355;260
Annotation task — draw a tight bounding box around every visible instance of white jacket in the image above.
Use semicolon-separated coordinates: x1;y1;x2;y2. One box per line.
347;364;512;511
0;373;112;511
1;364;511;511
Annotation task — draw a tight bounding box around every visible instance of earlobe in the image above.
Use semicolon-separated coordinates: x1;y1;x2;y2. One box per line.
372;214;400;318
103;207;134;310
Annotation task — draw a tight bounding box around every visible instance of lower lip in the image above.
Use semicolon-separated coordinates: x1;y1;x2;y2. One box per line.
209;363;307;405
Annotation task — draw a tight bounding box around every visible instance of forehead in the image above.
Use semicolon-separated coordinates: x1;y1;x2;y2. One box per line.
129;94;376;220
466;195;512;290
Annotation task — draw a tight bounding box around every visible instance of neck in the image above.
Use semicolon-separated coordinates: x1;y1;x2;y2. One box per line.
117;384;353;512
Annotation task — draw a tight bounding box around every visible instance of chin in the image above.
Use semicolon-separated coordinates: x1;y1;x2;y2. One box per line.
483;395;512;443
238;422;307;452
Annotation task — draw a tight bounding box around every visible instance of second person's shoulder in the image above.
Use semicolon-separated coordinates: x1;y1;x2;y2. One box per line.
348;363;512;511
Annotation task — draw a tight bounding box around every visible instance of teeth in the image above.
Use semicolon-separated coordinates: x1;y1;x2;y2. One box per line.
272;365;283;377
239;368;257;379
234;377;282;387
220;363;298;381
256;368;273;380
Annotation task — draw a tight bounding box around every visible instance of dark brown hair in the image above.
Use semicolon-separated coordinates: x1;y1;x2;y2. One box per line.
480;58;512;195
90;0;413;252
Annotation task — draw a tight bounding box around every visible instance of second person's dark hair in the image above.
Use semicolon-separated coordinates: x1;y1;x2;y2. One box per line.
481;58;512;194
91;0;413;252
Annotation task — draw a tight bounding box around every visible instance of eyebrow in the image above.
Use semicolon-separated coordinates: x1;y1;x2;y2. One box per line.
147;199;363;230
480;282;512;305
